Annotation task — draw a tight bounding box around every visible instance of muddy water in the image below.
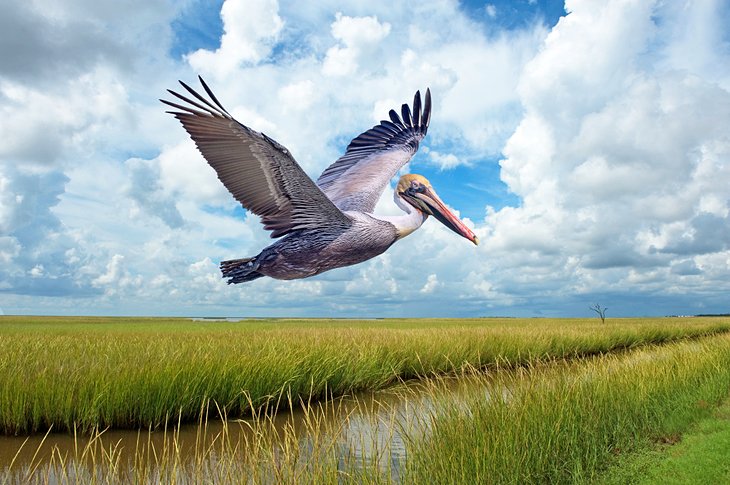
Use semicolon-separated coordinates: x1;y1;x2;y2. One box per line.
0;376;496;482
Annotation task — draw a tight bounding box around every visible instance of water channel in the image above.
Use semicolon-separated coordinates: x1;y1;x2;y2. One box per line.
0;375;498;483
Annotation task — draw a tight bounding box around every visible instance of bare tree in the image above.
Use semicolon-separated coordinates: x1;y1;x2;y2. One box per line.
589;303;608;324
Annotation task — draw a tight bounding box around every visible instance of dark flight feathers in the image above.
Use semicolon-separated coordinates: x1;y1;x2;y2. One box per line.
162;78;431;230
160;76;351;238
316;89;431;212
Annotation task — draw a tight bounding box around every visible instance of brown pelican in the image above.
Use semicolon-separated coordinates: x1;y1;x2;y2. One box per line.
161;77;478;283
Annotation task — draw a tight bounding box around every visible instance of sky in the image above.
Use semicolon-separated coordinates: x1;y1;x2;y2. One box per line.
1;0;729;318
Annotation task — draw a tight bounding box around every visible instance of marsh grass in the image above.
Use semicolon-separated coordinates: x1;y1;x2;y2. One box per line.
404;334;730;484
0;316;728;434
2;333;730;484
0;388;415;484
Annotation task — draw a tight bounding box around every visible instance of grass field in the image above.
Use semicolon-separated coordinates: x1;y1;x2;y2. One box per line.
599;395;730;484
0;317;729;483
1;316;729;435
405;333;730;484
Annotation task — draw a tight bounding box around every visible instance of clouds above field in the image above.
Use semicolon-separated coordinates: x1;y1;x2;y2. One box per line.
1;0;729;317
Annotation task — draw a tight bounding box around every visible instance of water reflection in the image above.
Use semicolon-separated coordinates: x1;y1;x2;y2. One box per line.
0;375;498;483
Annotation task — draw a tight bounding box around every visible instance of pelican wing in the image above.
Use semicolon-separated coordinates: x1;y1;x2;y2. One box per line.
161;77;351;238
316;89;431;213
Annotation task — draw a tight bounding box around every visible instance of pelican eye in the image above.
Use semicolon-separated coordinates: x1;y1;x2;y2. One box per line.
405;185;423;197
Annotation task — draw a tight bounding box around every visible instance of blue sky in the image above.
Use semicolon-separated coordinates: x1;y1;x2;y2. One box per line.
1;0;729;318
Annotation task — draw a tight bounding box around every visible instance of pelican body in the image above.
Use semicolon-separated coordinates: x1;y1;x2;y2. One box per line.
162;78;477;283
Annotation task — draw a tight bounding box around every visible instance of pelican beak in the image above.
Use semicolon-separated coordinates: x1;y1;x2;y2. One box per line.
406;187;479;245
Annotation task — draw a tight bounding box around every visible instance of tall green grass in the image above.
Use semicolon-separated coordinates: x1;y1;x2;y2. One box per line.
3;331;730;484
0;393;403;484
0;316;728;434
404;334;730;484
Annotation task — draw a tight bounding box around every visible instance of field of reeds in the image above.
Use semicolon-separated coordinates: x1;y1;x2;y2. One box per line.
1;316;730;484
406;333;730;483
1;316;728;435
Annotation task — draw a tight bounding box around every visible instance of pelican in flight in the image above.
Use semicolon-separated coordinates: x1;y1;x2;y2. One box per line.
161;77;478;283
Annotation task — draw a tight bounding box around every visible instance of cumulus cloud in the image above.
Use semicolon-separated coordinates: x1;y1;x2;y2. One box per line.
0;3;127;83
124;158;185;229
322;13;392;77
0;166;100;297
186;0;284;77
0;1;184;302
420;274;439;294
428;151;463;169
3;0;729;317
0;71;131;165
487;0;730;311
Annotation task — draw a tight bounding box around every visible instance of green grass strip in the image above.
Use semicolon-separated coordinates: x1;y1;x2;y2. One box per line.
404;334;730;485
0;316;728;434
598;396;730;484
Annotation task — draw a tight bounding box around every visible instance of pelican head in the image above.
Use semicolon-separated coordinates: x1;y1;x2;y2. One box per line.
396;174;479;245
